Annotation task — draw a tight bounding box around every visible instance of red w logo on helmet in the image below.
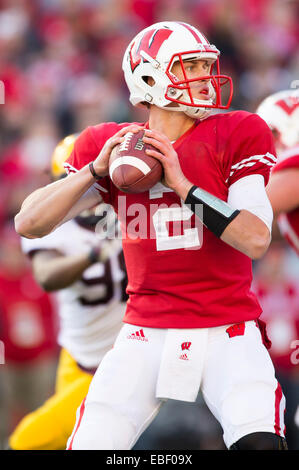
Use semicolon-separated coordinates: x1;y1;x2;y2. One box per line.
129;28;173;72
181;342;191;351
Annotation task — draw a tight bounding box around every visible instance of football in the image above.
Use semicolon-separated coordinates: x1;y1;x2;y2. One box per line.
109;129;163;193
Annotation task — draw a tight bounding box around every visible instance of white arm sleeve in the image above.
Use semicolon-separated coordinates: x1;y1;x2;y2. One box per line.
227;174;273;233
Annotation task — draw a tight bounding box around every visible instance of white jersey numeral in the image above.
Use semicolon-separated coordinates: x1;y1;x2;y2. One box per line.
149;184;202;252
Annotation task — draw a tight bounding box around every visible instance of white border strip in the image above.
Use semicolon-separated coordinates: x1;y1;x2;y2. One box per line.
109;156;152;180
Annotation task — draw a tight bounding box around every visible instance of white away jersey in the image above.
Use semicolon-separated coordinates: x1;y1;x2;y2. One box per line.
21;219;127;368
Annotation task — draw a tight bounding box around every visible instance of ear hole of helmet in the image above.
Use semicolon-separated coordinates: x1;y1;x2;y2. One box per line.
142;76;155;86
140;101;151;108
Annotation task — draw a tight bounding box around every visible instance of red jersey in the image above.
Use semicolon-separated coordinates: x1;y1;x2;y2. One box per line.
0;268;59;362
65;111;276;328
271;145;299;255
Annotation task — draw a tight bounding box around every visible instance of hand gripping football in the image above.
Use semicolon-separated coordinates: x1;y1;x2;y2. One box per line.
109;129;163;193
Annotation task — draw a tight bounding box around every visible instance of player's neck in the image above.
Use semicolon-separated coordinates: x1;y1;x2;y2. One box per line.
148;106;196;141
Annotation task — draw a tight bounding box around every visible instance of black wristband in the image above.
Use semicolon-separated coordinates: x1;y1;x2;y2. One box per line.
185;185;240;238
88;246;100;264
89;161;102;180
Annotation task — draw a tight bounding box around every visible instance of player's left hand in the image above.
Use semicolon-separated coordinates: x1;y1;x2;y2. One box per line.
143;129;192;198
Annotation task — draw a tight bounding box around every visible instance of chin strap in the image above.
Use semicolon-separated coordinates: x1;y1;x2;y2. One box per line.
178;80;215;120
183;105;212;120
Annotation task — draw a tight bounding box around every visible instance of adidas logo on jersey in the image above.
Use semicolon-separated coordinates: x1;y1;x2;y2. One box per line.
127;329;148;342
179;353;189;361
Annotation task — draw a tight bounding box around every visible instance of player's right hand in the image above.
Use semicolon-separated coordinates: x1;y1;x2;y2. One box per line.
93;125;145;177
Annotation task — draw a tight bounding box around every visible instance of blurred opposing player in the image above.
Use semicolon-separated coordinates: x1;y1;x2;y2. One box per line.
256;89;299;255
15;22;287;450
256;89;299;449
9;135;127;450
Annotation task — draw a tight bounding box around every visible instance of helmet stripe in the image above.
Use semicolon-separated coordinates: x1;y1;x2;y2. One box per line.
178;22;207;44
196;28;210;44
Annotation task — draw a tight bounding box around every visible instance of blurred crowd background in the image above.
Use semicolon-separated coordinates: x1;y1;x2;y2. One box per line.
0;0;298;451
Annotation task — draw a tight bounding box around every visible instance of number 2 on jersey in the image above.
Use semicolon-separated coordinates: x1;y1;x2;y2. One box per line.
149;183;202;251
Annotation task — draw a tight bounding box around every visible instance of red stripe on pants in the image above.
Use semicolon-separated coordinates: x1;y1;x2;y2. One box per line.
274;383;283;436
68;397;86;450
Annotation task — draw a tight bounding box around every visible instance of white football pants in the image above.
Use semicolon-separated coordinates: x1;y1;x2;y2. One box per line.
67;321;285;449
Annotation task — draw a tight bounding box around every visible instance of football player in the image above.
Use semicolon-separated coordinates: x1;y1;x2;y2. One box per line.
15;22;287;450
256;89;299;255
9;135;127;450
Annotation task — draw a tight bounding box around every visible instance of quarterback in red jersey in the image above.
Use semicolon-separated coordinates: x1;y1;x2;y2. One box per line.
15;22;287;450
257;89;299;255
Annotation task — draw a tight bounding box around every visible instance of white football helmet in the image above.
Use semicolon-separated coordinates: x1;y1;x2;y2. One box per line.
122;21;233;120
256;89;299;151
